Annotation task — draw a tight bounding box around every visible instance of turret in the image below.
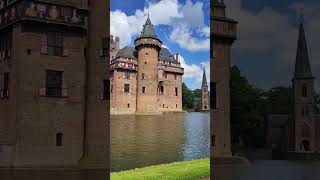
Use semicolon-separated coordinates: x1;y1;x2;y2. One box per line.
135;15;162;114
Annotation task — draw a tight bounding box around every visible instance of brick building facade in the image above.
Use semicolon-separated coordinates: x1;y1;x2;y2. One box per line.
0;0;108;171
110;16;184;115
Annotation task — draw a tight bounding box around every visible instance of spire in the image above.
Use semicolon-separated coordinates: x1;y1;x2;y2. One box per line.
202;68;208;87
294;17;313;79
139;14;157;39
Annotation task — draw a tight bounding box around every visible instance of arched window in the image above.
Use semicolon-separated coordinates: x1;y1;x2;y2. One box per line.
302;84;307;97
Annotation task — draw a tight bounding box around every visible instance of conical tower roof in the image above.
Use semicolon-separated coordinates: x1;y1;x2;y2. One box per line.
139;14;157;39
294;20;313;79
202;68;208;87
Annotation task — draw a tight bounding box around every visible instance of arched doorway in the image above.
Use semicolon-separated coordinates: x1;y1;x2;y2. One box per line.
300;140;310;151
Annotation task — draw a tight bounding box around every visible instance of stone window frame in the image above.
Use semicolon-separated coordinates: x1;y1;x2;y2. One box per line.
124;84;130;93
45;70;63;98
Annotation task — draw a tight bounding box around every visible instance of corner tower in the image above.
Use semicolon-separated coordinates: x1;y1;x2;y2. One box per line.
201;69;209;111
211;0;237;157
135;15;162;114
292;19;316;152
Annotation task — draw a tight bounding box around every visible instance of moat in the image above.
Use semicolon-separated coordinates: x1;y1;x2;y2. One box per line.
214;160;320;180
110;112;210;172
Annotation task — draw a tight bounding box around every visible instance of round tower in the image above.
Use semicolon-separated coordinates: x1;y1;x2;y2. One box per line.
135;15;162;114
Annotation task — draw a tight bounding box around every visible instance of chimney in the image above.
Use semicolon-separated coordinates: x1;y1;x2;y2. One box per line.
115;36;120;50
176;53;179;62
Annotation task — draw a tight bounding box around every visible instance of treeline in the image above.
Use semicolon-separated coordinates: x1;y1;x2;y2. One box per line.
230;65;292;149
182;83;202;110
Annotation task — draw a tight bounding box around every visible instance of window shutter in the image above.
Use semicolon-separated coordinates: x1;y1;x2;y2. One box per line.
40;33;48;55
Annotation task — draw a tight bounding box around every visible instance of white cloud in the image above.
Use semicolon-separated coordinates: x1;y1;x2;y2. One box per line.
110;0;209;52
170;24;210;52
179;54;210;89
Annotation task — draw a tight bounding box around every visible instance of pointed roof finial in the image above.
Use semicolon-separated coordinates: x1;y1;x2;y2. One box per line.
294;13;313;79
300;7;304;24
139;13;157;38
202;67;208;87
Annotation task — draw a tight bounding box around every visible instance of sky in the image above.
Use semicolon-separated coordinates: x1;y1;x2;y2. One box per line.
224;0;320;92
110;0;210;90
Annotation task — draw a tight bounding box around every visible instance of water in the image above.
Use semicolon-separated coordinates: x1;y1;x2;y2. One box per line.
110;112;210;172
213;160;320;180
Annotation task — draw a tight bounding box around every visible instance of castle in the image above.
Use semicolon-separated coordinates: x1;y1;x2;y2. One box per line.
267;18;320;154
110;15;184;115
0;0;108;177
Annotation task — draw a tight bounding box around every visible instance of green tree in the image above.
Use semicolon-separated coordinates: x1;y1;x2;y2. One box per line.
182;82;194;109
193;89;202;98
264;86;292;115
230;65;266;148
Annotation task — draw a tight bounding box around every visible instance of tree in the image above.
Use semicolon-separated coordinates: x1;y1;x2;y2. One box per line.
265;87;292;115
193;89;202;98
230;65;266;148
182;82;194;109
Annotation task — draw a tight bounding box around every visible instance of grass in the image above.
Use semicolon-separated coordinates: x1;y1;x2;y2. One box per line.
111;158;210;180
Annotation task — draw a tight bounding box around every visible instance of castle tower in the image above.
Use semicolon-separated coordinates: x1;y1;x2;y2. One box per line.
135;15;162;114
292;19;316;152
211;0;237;157
201;68;209;110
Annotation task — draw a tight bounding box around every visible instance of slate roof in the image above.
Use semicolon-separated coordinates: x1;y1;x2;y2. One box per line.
159;48;177;62
267;114;290;128
115;46;135;59
139;15;157;39
202;69;208;87
115;46;178;63
294;21;313;79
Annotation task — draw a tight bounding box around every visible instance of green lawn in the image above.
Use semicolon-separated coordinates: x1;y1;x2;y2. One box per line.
111;158;210;180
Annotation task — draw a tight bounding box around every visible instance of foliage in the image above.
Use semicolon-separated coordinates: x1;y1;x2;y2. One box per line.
230;66;292;149
182;82;202;110
110;158;210;180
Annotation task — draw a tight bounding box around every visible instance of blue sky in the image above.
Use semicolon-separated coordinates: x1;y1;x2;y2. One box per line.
225;0;320;91
110;0;210;90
